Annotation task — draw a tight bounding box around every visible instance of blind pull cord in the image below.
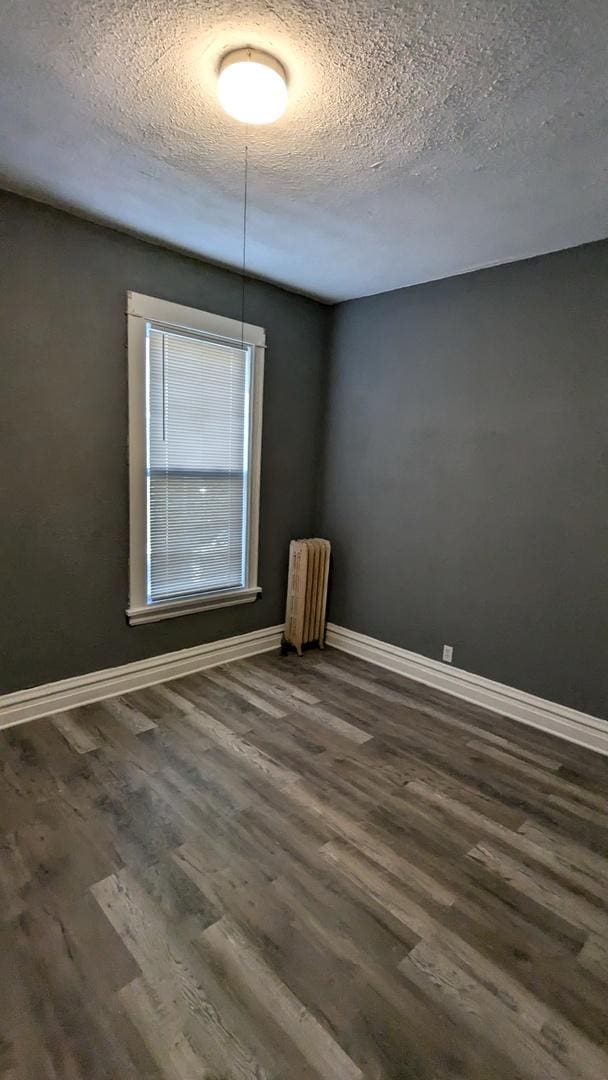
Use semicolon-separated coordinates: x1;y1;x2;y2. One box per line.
162;332;167;442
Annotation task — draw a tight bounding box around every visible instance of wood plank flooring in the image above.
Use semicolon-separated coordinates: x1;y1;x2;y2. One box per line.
1;647;607;1079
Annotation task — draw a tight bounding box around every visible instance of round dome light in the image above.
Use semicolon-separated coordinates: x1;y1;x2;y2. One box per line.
218;48;288;125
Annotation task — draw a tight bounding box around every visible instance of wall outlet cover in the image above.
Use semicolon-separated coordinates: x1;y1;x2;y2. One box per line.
442;644;453;663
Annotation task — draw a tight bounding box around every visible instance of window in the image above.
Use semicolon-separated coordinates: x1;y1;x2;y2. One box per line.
127;292;264;624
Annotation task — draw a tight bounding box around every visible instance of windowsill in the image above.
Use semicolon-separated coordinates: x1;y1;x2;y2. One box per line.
127;586;261;625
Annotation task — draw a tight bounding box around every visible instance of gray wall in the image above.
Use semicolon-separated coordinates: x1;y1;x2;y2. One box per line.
1;191;329;692
320;243;608;718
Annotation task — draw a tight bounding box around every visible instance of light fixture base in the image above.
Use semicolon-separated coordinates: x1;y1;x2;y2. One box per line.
220;47;286;82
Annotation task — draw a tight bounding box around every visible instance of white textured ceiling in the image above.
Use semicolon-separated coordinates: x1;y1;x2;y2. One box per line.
1;0;607;301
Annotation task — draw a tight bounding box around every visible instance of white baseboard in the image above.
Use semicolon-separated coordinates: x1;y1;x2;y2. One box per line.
0;625;284;731
326;623;608;757
4;619;606;758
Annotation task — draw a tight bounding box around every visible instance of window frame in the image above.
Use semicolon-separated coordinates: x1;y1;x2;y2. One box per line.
126;291;265;625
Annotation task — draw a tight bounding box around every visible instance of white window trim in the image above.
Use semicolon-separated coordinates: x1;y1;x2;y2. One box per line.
126;291;265;626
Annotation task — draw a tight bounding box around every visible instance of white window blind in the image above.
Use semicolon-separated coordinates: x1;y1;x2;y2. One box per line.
127;293;264;625
146;325;250;604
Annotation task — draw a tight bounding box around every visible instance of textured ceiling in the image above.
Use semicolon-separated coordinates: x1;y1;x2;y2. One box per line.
1;0;607;301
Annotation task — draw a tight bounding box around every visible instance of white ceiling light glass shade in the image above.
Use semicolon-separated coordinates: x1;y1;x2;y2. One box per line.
218;48;288;125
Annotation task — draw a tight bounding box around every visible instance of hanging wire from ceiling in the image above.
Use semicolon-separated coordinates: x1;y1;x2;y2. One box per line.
240;122;249;347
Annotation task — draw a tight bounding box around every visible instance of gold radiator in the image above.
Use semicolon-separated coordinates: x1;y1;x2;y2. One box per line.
282;538;331;655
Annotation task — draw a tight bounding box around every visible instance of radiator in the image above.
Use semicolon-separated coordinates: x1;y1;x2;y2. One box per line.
282;538;331;655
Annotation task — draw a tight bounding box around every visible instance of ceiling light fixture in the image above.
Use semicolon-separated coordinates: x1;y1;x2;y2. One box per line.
218;48;288;125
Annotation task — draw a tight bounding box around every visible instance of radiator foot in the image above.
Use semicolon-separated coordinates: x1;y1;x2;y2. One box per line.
280;636;324;657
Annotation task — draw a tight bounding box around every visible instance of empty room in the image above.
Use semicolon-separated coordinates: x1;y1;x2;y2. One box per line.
1;1;607;1077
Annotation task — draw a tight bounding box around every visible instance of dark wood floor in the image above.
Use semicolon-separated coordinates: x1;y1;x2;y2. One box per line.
1;648;608;1079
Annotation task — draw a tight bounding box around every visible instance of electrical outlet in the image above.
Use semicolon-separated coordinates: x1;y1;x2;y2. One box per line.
442;644;453;663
